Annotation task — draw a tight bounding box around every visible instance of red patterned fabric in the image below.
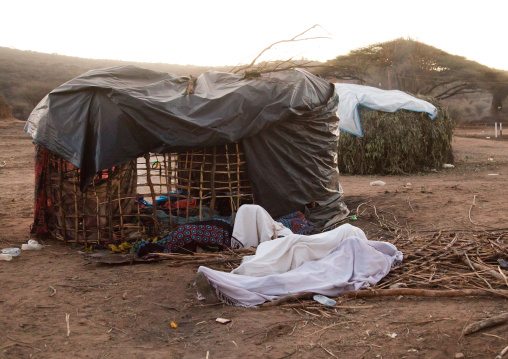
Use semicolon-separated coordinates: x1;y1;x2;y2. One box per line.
164;220;232;253
31;145;51;236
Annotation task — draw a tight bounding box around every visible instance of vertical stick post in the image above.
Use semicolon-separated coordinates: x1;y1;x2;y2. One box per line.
163;153;172;229
186;151;194;222
107;169;113;241
209;147;217;220
72;169;79;244
58;158;67;243
144;154;158;224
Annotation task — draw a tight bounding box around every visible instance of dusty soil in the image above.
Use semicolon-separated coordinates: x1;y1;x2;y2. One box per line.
1;119;507;359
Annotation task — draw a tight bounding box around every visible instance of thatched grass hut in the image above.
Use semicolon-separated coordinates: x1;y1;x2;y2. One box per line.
337;96;454;175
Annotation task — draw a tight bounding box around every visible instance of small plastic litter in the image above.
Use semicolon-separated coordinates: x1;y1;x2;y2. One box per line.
0;253;13;261
216;318;231;324
387;333;397;339
442;164;455;168
486;136;490;139
350;215;357;221
389;283;408;289
313;294;336;306
21;239;43;251
1;248;20;256
488;174;499;176
170;321;178;328
370;180;386;186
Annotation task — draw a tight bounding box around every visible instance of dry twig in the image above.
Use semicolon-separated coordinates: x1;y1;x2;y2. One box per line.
463;313;508;335
497;344;508;358
66;313;70;337
230;24;330;75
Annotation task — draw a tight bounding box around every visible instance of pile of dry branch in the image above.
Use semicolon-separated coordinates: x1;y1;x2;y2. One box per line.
356;203;508;294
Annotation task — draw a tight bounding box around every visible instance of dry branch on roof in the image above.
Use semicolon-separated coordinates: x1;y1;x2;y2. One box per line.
230;24;330;76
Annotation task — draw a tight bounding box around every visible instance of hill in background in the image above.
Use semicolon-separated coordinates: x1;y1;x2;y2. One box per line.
322;38;508;124
0;47;229;120
1;42;507;124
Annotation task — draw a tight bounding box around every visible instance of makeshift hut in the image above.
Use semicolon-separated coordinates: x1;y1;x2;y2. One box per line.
25;66;349;246
334;84;453;175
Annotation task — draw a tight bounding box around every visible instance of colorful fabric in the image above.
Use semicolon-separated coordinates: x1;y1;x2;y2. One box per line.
135;241;167;258
276;211;314;235
164;220;232;253
31;145;50;236
134;220;233;257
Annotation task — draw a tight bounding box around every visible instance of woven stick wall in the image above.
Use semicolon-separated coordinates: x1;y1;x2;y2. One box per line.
44;142;254;245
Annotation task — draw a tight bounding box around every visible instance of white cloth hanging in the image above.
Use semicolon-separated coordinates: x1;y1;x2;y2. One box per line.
335;83;438;137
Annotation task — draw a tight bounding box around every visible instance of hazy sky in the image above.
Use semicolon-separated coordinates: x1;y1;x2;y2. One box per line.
2;0;507;70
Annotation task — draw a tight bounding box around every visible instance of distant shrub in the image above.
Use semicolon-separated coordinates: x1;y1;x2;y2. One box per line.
0;95;13;119
447;105;461;121
474;104;485;116
338;96;454;175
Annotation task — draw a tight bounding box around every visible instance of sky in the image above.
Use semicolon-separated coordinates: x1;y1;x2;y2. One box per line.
2;0;507;70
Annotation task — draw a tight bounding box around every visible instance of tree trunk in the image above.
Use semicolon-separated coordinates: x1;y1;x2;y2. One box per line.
490;91;507;117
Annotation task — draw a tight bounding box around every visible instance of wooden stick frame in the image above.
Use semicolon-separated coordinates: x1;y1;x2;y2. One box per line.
43;142;254;245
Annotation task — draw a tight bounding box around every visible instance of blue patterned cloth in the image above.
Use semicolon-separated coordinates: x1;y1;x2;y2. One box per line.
277;211;314;235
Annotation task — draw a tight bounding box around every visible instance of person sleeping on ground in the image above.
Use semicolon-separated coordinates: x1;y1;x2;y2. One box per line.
195;205;403;307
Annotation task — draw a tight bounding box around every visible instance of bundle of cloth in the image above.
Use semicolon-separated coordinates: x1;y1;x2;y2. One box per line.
196;205;403;307
133;204;314;257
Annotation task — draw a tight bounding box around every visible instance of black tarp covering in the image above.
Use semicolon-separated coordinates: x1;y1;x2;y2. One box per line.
25;66;348;223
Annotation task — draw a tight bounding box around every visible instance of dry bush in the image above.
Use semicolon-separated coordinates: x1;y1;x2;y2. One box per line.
0;95;13;119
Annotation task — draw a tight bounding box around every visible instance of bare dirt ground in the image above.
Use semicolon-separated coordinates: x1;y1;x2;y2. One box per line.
1;119;507;359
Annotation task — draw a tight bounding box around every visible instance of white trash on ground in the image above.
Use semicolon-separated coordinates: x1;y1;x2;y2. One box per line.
370;180;386;186
1;248;20;256
0;254;13;261
21;239;43;251
313;294;337;306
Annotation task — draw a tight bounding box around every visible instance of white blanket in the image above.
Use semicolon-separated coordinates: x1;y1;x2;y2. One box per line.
232;223;367;277
231;204;293;249
198;224;403;307
335;83;438;137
